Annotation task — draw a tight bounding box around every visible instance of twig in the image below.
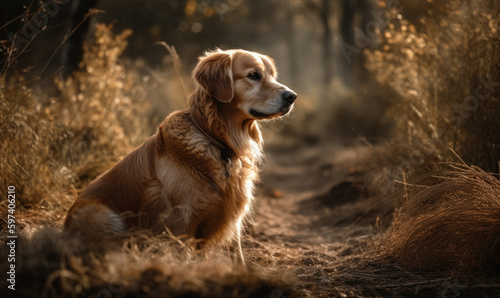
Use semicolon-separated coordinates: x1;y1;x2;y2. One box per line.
155;41;189;108
1;0;38;76
402;169;408;203
449;148;466;165
467;284;500;289
39;9;102;76
373;277;451;289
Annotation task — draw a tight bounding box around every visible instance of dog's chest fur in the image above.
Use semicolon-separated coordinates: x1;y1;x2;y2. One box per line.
145;112;260;244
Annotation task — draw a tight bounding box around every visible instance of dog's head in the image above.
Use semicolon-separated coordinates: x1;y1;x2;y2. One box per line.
193;49;297;120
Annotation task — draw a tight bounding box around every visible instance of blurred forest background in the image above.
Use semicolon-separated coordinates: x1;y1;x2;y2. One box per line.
1;0;500;297
2;0;499;161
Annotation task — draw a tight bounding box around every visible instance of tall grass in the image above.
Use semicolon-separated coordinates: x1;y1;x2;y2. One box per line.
0;24;151;229
365;0;500;174
360;0;500;278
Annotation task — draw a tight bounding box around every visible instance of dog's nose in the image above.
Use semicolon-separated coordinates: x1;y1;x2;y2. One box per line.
282;90;297;104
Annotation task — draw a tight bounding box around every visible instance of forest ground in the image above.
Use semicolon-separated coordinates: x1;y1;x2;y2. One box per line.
2;140;499;297
242;145;497;297
245;144;381;296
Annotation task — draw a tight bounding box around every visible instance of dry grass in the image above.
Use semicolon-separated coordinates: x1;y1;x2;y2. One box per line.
0;227;283;297
320;0;500;287
343;0;500;228
0;24;151;230
378;163;500;275
365;0;500;173
354;0;500;281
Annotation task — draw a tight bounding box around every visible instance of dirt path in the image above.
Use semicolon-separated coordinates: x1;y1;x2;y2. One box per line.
242;145;383;296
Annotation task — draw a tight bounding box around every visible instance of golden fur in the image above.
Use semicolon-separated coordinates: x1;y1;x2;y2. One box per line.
64;49;297;261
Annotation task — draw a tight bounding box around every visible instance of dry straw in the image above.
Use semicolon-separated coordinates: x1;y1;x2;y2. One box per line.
380;163;500;275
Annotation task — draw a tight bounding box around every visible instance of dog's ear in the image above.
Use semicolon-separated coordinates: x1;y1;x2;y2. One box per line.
193;51;234;103
261;55;277;78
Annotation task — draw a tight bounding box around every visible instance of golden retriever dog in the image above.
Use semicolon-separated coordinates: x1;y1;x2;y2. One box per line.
64;49;297;262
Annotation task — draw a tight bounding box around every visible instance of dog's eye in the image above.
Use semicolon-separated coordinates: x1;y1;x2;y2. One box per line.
247;72;262;81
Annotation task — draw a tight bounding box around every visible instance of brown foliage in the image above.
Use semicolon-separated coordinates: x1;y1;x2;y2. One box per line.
0;24;150;229
366;0;500;172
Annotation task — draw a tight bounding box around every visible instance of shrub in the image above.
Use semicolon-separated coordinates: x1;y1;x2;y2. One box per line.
365;0;500;174
0;24;150;229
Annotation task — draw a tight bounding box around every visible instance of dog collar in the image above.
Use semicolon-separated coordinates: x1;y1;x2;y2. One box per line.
188;113;236;178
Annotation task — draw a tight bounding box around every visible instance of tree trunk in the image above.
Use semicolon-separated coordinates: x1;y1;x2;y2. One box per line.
320;0;333;93
285;3;299;89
